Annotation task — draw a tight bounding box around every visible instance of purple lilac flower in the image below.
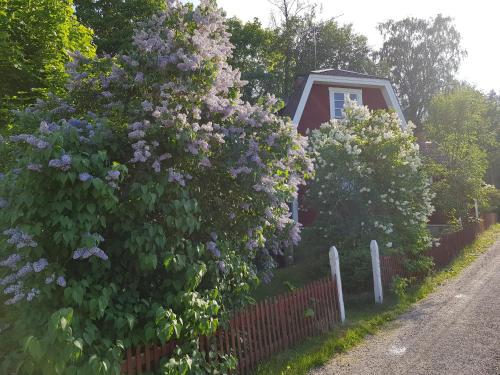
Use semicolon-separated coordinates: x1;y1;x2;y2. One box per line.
10;134;49;149
12;168;22;174
0;254;21;269
101;91;113;98
141;100;153;112
27;164;42;172
199;157;211;168
3;228;38;248
4;282;22;295
206;241;220;257
134;72;144;83
168;168;186;186
5;292;25;305
16;263;33;279
229;166;252;178
217;261;226;273
107;170;120;180
32;258;48;272
26;288;40;301
73;247;108;261
0;173;4;180
0;273;16;286
56;276;66;287
79;172;93;182
48;154;72;171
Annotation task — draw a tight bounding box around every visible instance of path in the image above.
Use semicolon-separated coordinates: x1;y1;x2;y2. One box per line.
311;236;500;375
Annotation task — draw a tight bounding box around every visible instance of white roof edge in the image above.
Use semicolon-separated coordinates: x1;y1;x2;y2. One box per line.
291;74;407;130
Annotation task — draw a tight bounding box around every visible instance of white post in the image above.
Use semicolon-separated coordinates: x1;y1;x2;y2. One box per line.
329;246;346;323
292;197;299;223
370;240;383;304
474;199;479;219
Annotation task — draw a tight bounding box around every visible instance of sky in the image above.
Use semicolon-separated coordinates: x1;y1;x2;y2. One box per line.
190;0;500;94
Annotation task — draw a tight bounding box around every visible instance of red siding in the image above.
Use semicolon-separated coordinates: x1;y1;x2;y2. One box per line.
297;84;388;135
297;83;389;226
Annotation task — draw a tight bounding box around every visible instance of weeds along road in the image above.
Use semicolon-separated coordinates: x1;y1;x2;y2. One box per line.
310;236;500;375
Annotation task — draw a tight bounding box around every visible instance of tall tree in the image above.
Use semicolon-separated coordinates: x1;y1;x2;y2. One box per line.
229;1;375;102
425;87;493;223
74;0;165;54
377;14;466;126
227;18;280;103
0;0;95;122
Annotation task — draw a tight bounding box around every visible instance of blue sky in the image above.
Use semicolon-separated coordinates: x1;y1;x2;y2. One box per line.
188;0;500;94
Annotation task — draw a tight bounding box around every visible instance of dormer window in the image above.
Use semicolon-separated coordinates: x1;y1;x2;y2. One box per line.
329;88;363;119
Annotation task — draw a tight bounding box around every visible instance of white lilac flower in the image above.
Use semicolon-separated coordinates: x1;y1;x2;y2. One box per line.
386;242;393;248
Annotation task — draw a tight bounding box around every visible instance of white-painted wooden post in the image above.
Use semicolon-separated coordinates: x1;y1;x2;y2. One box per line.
474;199;479;219
370;240;383;304
329;246;346;323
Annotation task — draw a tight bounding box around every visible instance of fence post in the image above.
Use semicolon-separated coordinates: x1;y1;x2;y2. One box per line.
370;240;383;304
328;246;346;323
474;199;479;220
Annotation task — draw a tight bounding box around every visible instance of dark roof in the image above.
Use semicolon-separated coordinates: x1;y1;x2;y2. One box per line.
281;69;390;120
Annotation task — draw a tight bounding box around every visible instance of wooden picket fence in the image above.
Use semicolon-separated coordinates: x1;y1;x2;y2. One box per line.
380;213;497;286
121;276;341;374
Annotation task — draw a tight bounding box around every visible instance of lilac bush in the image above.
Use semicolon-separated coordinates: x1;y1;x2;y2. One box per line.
0;1;312;374
307;102;434;291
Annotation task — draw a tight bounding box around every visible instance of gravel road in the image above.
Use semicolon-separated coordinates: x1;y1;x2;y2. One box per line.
310;236;500;375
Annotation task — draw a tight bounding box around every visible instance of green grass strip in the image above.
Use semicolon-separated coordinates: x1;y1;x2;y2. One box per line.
254;224;500;375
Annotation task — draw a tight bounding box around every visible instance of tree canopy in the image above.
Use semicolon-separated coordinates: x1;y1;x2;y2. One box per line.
425;87;494;223
74;0;165;54
0;0;95;122
377;14;466;126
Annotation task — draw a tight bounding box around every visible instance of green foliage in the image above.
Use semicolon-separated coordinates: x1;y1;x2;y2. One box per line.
307;104;434;290
228;3;375;102
377;14;466;126
0;2;312;374
74;0;166;54
0;0;95;125
425;87;494;223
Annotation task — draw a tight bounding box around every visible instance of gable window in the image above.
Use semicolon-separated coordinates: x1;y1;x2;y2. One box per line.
329;88;363;119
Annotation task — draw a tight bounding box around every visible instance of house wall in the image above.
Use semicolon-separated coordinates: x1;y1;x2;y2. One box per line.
297;83;389;225
297;83;388;135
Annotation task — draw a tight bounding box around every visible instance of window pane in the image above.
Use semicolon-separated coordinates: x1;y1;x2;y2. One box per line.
334;108;343;118
334;100;344;109
349;93;358;101
334;93;344;100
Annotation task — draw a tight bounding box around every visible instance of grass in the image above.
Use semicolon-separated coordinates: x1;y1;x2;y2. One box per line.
253;224;500;375
251;229;331;301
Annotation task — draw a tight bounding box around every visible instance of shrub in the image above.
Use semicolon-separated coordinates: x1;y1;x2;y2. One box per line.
307;103;434;291
0;1;313;374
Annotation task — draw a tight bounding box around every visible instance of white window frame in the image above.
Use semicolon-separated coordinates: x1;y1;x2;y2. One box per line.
328;88;363;119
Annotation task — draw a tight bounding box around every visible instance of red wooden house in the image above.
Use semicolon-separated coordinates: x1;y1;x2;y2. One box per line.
281;69;407;225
